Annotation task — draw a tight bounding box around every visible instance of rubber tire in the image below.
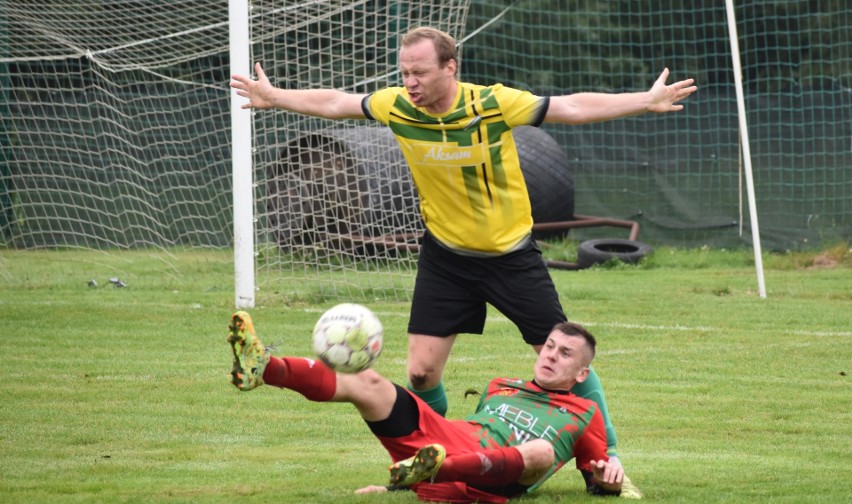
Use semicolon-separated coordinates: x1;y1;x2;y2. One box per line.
577;239;653;268
512;126;575;228
268;126;574;249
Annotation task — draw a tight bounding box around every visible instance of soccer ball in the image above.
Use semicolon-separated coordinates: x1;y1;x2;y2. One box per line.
312;303;383;373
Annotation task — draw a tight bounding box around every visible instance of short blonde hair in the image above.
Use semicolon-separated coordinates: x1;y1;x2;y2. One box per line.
401;27;457;70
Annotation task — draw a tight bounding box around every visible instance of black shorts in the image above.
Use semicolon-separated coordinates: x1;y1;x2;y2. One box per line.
408;232;566;345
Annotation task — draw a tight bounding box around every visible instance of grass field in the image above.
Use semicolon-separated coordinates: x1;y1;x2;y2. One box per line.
0;245;850;503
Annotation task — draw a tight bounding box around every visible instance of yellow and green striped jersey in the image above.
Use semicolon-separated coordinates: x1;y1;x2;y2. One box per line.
363;82;549;255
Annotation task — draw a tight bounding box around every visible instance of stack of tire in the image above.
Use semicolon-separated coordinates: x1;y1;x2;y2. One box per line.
268;125;650;267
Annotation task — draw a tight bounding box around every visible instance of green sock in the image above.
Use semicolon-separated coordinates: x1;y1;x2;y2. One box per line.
407;381;448;417
570;365;619;452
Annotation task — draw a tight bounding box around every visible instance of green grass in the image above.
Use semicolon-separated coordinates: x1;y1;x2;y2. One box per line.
0;245;850;503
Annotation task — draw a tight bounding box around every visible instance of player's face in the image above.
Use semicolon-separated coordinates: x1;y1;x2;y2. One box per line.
533;331;591;390
399;38;457;113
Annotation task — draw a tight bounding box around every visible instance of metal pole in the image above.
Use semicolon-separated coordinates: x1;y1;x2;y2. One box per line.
229;0;255;308
725;0;767;298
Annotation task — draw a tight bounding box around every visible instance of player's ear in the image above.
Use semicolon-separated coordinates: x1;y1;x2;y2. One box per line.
575;366;590;383
445;58;458;76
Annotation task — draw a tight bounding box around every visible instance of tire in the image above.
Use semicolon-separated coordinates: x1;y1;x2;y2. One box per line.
266;127;420;250
577;239;653;268
513;126;575;237
267;126;574;249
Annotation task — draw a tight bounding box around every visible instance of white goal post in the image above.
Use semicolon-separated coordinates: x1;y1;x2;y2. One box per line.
229;0;254;308
724;0;767;299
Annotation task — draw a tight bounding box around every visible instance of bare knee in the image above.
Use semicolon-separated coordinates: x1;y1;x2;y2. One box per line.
409;372;431;390
406;333;455;390
337;369;387;398
517;440;555;483
407;362;442;390
337;369;397;421
522;439;555;468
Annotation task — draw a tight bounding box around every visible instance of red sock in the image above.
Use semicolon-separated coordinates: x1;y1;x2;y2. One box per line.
435;446;525;487
262;356;336;402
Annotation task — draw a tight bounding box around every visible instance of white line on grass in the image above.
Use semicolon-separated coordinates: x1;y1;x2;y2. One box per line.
483;314;852;338
14;301;848;338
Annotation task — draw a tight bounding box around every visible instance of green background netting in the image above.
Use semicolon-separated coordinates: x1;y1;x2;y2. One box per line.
1;1;850;261
462;0;851;250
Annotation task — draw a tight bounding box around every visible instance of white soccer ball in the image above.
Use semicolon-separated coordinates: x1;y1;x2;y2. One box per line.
312;303;383;373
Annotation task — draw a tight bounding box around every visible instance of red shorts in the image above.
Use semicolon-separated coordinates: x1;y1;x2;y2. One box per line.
374;391;484;462
414;481;513;503
374;391;526;503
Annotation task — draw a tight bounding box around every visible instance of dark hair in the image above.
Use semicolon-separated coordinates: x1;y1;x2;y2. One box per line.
401;27;457;70
552;321;597;358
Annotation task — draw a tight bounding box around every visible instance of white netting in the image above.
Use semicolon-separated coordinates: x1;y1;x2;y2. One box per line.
249;1;472;302
6;2;848;301
1;0;471;298
2;1;233;263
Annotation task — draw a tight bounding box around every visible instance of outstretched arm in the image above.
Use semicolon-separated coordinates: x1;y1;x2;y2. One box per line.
353;485;389;494
544;67;697;125
230;62;367;119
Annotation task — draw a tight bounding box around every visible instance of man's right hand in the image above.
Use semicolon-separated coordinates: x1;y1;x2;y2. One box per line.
589;458;624;493
353;484;389;494
230;62;275;110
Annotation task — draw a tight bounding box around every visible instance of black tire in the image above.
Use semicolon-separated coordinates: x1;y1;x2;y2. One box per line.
513;126;575;237
577;239;653;268
267;126;574;249
266;127;420;250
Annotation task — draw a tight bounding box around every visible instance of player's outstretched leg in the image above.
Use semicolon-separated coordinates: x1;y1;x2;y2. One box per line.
389;444;446;487
227;311;269;391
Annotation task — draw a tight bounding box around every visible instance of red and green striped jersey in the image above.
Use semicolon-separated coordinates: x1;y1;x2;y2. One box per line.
363;83;549;255
466;377;609;492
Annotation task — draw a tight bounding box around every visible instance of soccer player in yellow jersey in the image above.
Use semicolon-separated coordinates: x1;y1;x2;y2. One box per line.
231;26;696;497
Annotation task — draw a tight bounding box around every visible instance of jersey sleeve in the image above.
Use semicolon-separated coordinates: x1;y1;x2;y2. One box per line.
572;406;610;473
491;84;549;128
362;87;402;125
579;388;618;456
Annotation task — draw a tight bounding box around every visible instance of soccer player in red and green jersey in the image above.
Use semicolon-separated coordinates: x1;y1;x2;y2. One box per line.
229;312;625;502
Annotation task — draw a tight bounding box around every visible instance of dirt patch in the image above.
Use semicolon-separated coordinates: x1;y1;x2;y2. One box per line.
808;253;840;269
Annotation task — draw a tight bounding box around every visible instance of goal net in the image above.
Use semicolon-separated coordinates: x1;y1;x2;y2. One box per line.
3;1;849;303
1;1;235;280
1;0;471;299
244;1;472;303
463;1;851;251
